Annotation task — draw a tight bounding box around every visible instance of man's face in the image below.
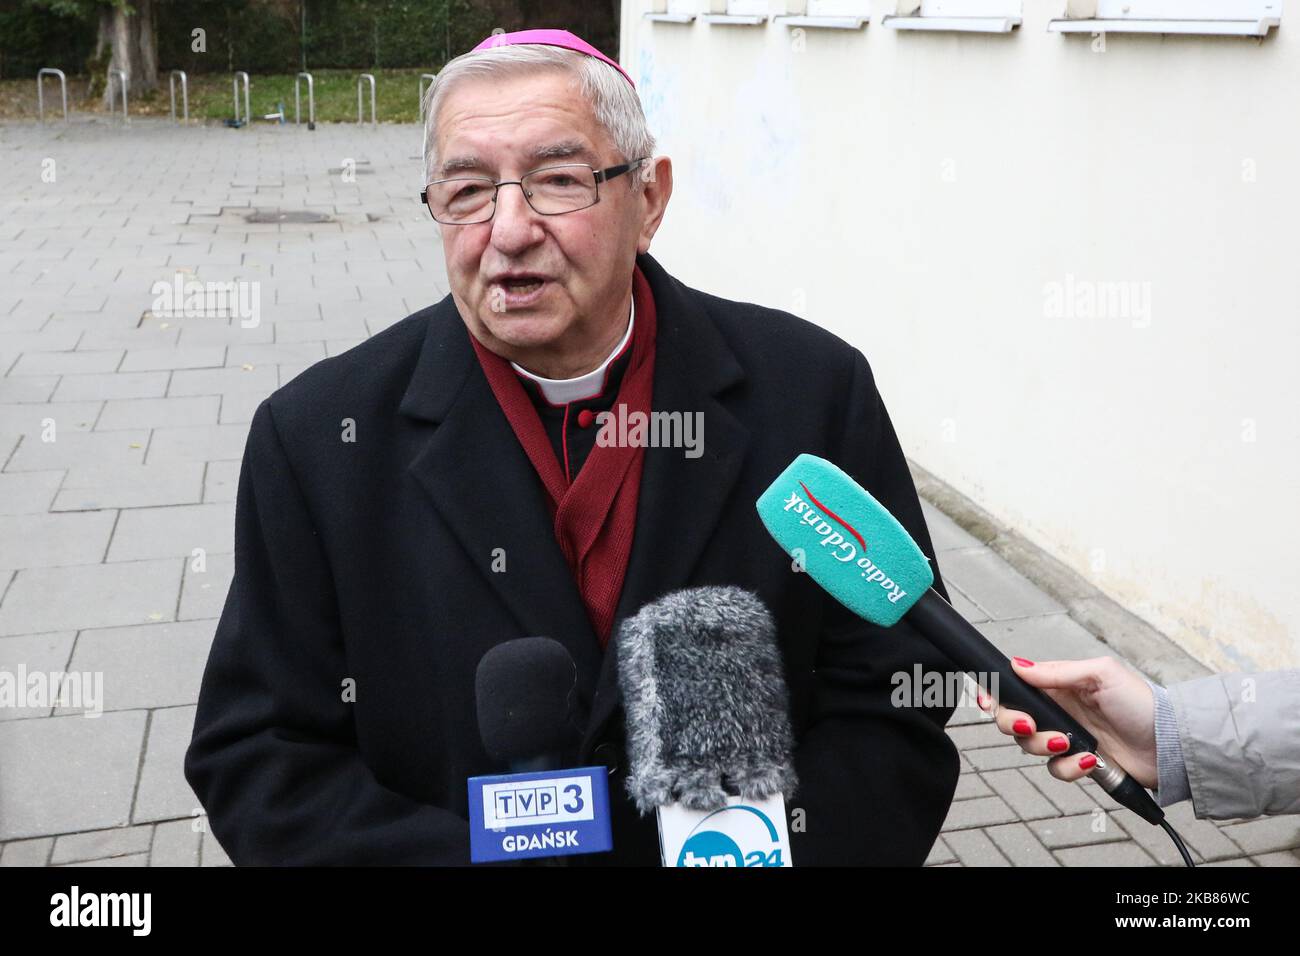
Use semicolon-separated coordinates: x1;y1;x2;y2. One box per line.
433;69;670;375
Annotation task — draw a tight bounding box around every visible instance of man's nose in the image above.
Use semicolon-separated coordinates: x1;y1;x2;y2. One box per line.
490;181;543;252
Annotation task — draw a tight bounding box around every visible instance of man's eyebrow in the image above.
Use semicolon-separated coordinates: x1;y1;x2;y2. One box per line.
437;141;596;177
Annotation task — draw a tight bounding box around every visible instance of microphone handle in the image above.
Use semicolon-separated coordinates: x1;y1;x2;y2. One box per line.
906;589;1164;825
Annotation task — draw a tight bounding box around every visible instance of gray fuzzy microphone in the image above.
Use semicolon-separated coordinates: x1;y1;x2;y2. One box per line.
616;585;799;814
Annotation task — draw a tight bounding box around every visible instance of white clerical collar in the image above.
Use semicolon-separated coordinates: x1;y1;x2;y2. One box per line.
511;298;635;405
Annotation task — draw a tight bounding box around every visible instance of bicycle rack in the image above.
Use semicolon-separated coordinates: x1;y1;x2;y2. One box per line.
169;70;189;123
418;72;438;121
232;71;250;126
37;68;68;122
108;67;128;122
357;73;376;126
294;72;315;128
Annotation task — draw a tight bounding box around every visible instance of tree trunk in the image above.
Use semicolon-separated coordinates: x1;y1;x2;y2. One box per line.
102;4;131;110
135;0;159;94
100;0;159;109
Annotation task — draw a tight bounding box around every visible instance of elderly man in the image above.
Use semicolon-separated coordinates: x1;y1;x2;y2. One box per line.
185;29;959;865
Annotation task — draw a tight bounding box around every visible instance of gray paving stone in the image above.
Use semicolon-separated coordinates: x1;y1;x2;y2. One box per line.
1030;811;1130;849
53;371;170;401
180;553;232;621
1217;816;1300;855
0;511;117;570
0;558;183;636
225;341;327;367
52;461;205;511
4;429;149;472
0;376;59;403
0;836;54;866
201;829;234;867
941;796;1019;832
0;631;77;721
51;824;153;864
58;853;149;867
947;583;991;625
10;350;122;376
953;774;992;801
943;828;1011;866
1252;850;1300;866
964;744;1044;772
981;769;1061;821
202;460;241;503
146;424;250;463
133;705;200;824
0;711;148;840
0;401;101;436
922;500;985;552
924;836;956;866
107;502;234;561
59;620;214;714
97;396;220;431
150;819;201;866
977;613;1117;668
939;548;1067;620
984;822;1060;866
1019;764;1101;814
945;721;1007;751
120;346;226;372
167;365;277;396
0;471;63;514
217;389;265;425
1055;842;1157;867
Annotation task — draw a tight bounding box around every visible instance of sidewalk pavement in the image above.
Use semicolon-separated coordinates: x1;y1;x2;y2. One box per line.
0;118;1295;867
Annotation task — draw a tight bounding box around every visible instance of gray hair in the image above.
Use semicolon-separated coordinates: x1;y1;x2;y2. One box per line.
422;43;656;187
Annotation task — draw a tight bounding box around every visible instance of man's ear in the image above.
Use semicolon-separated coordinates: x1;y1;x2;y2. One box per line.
636;156;673;255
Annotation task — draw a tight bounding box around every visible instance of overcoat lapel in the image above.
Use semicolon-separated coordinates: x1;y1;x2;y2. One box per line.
398;295;606;704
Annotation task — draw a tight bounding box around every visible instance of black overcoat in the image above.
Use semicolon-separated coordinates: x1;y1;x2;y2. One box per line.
184;251;961;866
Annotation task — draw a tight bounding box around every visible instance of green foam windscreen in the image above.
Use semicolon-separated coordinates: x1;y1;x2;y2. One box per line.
755;454;934;627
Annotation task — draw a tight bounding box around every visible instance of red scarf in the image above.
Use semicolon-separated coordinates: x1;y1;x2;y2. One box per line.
469;266;657;646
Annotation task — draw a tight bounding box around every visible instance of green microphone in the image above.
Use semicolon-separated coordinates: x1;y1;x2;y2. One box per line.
756;454;1192;859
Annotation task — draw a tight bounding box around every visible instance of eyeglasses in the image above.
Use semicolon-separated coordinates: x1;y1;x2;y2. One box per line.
420;159;649;224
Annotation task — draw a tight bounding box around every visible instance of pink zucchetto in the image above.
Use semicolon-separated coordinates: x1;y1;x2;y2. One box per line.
471;28;635;88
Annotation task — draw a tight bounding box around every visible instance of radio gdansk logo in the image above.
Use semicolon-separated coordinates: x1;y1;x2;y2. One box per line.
678;805;785;868
783;484;908;604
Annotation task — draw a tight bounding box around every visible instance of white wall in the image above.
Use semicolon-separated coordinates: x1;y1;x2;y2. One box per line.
620;0;1300;670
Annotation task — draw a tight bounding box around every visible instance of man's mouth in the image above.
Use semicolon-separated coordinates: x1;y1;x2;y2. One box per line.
501;278;545;294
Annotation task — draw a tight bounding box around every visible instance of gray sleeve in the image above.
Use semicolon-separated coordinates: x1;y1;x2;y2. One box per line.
1167;670;1300;820
1149;682;1191;807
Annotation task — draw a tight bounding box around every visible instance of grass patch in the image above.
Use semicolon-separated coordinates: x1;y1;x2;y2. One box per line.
2;68;434;123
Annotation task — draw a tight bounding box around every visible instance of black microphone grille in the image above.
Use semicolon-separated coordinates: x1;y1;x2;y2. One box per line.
475;637;579;765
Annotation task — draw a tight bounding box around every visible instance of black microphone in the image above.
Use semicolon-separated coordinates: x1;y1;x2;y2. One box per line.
475;637;581;772
616;586;798;834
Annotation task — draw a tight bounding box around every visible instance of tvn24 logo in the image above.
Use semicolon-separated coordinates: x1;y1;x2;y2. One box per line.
661;797;793;868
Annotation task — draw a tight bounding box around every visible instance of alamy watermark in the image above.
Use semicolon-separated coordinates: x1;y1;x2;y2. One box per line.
595;402;704;459
0;667;103;717
150;273;261;328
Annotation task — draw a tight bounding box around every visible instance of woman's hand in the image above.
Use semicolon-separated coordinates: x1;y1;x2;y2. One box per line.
976;656;1158;788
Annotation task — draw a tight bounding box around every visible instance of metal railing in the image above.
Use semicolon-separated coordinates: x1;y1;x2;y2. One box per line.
294;72;315;128
232;71;250;126
419;72;438;121
37;68;68;122
357;73;376;126
169;70;188;123
108;67;128;122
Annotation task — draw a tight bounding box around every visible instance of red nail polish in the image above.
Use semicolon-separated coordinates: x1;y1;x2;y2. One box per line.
976;693;987;709
1012;657;1035;667
1047;737;1069;753
1013;719;1032;735
1079;754;1097;770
